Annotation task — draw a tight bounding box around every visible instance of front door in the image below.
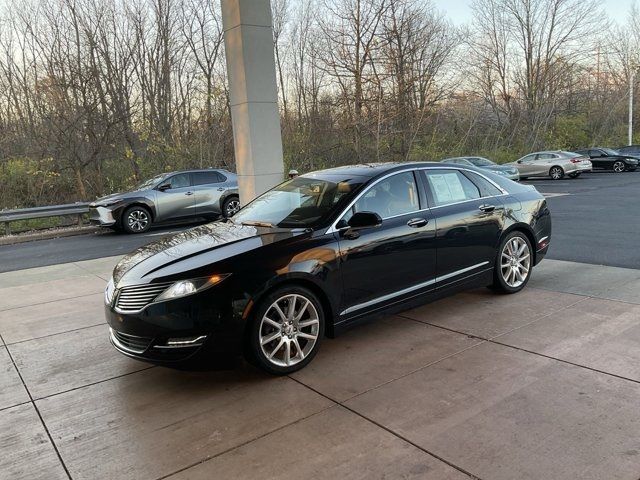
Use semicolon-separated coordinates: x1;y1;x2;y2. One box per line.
337;171;437;319
155;173;196;222
421;169;504;287
515;154;538;176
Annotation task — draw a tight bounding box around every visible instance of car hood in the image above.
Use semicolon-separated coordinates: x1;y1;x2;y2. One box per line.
90;190;146;206
112;220;306;286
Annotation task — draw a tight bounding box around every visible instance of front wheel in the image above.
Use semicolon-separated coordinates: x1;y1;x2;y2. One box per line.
247;286;325;375
222;195;241;218
122;206;152;234
492;231;533;294
549;166;564;180
613;161;626;173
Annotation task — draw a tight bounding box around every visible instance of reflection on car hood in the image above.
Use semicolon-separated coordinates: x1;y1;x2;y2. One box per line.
90;190;143;206
113;221;303;286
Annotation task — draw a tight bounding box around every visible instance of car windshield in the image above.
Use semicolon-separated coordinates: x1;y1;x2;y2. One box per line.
601;148;619;155
233;174;366;228
136;174;166;190
468;157;495;167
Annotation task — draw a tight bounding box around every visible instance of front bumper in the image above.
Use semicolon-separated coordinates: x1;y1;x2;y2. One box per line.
89;206;117;226
105;284;247;364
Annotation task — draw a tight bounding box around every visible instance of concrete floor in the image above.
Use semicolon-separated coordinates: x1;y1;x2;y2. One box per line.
2;256;640;479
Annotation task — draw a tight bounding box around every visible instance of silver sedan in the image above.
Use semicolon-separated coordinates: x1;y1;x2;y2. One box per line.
506;151;592;180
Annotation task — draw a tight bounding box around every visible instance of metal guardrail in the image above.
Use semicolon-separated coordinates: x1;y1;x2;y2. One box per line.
0;203;90;235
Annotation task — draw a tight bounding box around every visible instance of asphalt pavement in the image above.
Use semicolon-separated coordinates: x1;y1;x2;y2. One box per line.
0;170;638;273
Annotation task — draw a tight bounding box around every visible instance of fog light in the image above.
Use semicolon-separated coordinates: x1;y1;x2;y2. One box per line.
155;335;207;349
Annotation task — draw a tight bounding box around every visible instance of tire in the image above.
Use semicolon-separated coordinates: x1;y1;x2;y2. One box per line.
549;166;564;180
122;205;152;234
568;172;581;179
246;286;325;375
222;195;241;218
491;231;533;294
613;161;626;173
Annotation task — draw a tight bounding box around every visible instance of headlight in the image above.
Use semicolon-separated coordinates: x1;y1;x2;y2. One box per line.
105;278;115;305
100;199;122;208
155;274;229;301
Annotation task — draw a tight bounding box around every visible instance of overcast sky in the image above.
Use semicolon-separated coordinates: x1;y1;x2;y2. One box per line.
433;0;635;26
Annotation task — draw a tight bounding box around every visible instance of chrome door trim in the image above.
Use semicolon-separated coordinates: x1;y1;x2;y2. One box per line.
339;261;490;316
326;166;507;234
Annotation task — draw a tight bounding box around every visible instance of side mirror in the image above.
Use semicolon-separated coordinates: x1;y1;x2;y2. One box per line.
517;160;523;164
158;183;171;191
347;211;382;230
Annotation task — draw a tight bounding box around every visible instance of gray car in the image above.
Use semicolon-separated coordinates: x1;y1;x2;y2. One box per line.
441;156;520;181
89;169;239;234
506;151;592;180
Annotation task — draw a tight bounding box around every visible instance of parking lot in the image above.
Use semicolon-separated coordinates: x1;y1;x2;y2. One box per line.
1;170;640;479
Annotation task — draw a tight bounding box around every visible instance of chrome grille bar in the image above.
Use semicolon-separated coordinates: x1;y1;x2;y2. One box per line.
115;282;172;313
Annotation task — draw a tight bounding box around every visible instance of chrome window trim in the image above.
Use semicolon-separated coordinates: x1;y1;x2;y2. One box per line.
326;166;508;234
340;261;490;316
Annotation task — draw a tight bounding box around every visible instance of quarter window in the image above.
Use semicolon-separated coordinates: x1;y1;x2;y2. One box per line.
425;170;480;207
193;171;223;185
350;172;420;219
464;172;503;196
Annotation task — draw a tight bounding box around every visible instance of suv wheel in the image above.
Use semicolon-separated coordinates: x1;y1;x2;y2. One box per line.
123;206;152;234
247;286;325;375
222;196;241;218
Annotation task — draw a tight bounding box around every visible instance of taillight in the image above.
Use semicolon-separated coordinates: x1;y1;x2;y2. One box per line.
570;157;582;163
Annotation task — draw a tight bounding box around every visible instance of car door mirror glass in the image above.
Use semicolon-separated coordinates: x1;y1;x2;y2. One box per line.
347;211;382;230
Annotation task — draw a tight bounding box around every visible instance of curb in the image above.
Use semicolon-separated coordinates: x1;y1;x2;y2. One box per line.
0;226;103;246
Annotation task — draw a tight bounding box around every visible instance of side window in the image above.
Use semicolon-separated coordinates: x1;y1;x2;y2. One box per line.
464;171;503;197
425;170;480;207
193;171;223;186
169;173;191;189
536;153;553;160
351;172;420;219
520;154;535;162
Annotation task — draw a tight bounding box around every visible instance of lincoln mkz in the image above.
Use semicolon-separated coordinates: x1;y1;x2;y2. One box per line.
105;162;551;374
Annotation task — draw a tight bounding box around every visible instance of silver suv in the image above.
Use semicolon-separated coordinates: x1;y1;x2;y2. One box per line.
89;169;239;234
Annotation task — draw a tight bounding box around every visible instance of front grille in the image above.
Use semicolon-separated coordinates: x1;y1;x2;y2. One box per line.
115;282;172;313
111;329;153;354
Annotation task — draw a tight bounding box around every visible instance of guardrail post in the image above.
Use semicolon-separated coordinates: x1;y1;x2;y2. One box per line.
4;221;10;236
77;213;83;226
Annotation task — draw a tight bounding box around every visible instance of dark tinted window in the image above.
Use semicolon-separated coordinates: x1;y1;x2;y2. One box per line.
425;170;480;207
168;173;191;189
464;171;503;196
193;171;224;185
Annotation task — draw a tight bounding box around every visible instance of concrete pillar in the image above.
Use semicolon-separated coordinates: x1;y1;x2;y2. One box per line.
221;0;284;205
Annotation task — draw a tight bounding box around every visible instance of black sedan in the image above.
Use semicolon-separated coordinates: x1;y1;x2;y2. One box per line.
105;162;551;374
574;148;638;173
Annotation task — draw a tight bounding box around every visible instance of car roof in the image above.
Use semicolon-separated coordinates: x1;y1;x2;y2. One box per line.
305;162;448;179
160;168;235;176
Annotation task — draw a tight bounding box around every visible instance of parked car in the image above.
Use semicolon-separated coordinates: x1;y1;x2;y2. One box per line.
105;162;551;374
441;156;520;181
616;145;640;159
506;151;592;180
574;148;638;172
89;169;239;234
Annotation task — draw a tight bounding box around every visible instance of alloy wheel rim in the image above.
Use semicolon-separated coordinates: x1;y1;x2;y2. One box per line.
614;162;625;172
259;294;319;367
500;236;531;288
127;210;149;231
226;199;241;216
550;168;562;179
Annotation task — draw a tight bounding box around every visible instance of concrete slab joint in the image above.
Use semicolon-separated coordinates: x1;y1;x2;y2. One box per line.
221;0;284;205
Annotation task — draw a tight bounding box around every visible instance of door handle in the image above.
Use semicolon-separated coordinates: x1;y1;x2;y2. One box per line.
185;191;194;196
478;204;495;213
217;187;225;191
407;218;428;228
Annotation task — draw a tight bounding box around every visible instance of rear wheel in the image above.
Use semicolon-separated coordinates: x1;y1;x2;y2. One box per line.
613;161;626;173
247;286;324;375
222;195;241;218
122;206;152;234
549;166;564;180
492;231;533;294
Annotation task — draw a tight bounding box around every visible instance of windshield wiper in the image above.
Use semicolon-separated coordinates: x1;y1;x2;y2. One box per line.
241;220;275;228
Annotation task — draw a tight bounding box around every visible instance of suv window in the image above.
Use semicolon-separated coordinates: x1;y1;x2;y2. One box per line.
168;173;191;189
425;170;480;207
464;171;503;196
351;171;420;219
193;171;224;185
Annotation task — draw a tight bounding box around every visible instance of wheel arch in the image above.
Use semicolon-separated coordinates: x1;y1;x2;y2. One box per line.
500;223;538;265
549;165;564;176
120;200;156;223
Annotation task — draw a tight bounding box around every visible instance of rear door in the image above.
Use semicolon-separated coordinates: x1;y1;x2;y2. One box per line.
192;171;226;217
421;169;504;288
155;173;196;222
